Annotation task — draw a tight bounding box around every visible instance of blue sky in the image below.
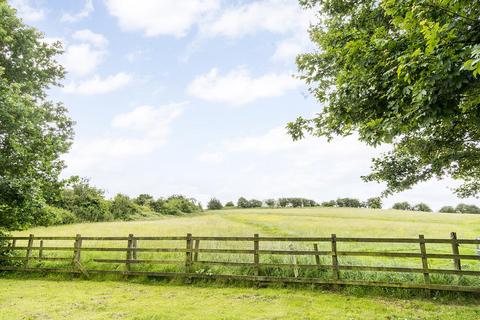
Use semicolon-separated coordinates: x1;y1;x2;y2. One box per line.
9;0;480;209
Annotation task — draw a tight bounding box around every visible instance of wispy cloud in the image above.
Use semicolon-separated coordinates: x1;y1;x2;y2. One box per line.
61;0;94;23
187;67;300;105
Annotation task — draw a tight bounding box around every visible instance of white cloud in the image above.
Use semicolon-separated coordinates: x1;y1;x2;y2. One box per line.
61;43;106;77
9;0;45;22
272;34;312;63
63;72;132;95
61;0;94;23
65;103;185;171
200;0;309;38
105;0;220;37
198;151;224;164
187;67;301;105
72;29;108;48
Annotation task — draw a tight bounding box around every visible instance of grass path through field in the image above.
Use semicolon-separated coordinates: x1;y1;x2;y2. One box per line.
0;278;479;320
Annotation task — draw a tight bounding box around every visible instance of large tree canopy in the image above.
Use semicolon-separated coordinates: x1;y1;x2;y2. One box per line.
289;0;480;197
0;3;74;231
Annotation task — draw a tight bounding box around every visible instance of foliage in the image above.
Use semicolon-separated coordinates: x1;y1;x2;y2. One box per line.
292;0;480;198
455;203;480;214
0;3;74;231
321;200;336;207
278;198;289;208
149;195;202;215
34;205;77;226
439;206;456;213
134;194;154;206
366;197;382;209
59;177;112;222
265;199;276;208
335;198;364;208
110;194;141;220
237;197;250;208
248;199;263;208
225;201;235;207
207;198;223;210
392;202;413;211
412;203;432;212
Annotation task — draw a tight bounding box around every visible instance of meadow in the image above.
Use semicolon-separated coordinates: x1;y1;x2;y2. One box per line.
2;207;480;319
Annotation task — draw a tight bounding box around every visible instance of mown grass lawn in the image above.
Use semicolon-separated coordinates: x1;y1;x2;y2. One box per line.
0;277;479;320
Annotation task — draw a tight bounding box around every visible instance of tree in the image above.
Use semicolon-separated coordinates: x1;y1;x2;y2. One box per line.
265;199;276;208
110;194;141;220
225;201;235;207
413;203;432;212
290;0;480;198
59;177;112;222
439;206;456;213
248;199;263;208
277;198;289;207
392;202;412;211
336;198;363;208
455;203;480;214
366;197;382;209
0;3;73;231
237;197;250;208
321;200;336;207
134;194;154;206
207;198;223;210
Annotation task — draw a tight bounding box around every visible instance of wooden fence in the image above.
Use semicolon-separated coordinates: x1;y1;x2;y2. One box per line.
1;232;480;293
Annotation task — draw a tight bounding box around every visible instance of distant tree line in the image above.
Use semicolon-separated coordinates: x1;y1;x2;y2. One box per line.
206;197;384;210
34;177;202;227
438;204;480;214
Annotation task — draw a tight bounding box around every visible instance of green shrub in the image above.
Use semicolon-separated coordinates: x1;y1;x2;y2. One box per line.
321;200;336;207
59;177;113;222
265;199;276;208
439;206;456;213
225;201;235;207
207;198;223;210
134;194;154;206
392;202;412;211
336;198;363;208
413;203;432;212
237;197;250;208
277;198;288;207
366;197;382;209
111;194;141;220
150;195;202;215
455;203;480;214
248;199;263;208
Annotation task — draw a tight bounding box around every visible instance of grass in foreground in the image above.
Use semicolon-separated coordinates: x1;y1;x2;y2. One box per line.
0;276;479;320
9;208;480;284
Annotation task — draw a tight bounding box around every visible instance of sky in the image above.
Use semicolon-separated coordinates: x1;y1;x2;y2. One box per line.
8;0;480;210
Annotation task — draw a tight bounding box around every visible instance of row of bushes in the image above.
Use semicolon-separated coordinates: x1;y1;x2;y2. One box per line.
391;202;432;212
206;197;383;210
35;178;202;227
439;204;480;214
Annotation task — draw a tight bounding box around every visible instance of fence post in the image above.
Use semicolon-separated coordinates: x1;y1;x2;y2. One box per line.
126;234;134;272
313;243;321;271
11;239;16;248
418;235;430;284
193;239;200;263
133;237;138;260
39;240;44;260
185;233;192;273
331;234;339;281
24;234;34;268
450;232;461;271
254;234;260;276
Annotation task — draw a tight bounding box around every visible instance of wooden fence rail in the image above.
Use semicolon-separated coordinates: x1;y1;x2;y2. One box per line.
1;232;480;293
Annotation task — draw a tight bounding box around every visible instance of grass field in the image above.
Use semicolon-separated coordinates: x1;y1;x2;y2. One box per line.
2;207;480;319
